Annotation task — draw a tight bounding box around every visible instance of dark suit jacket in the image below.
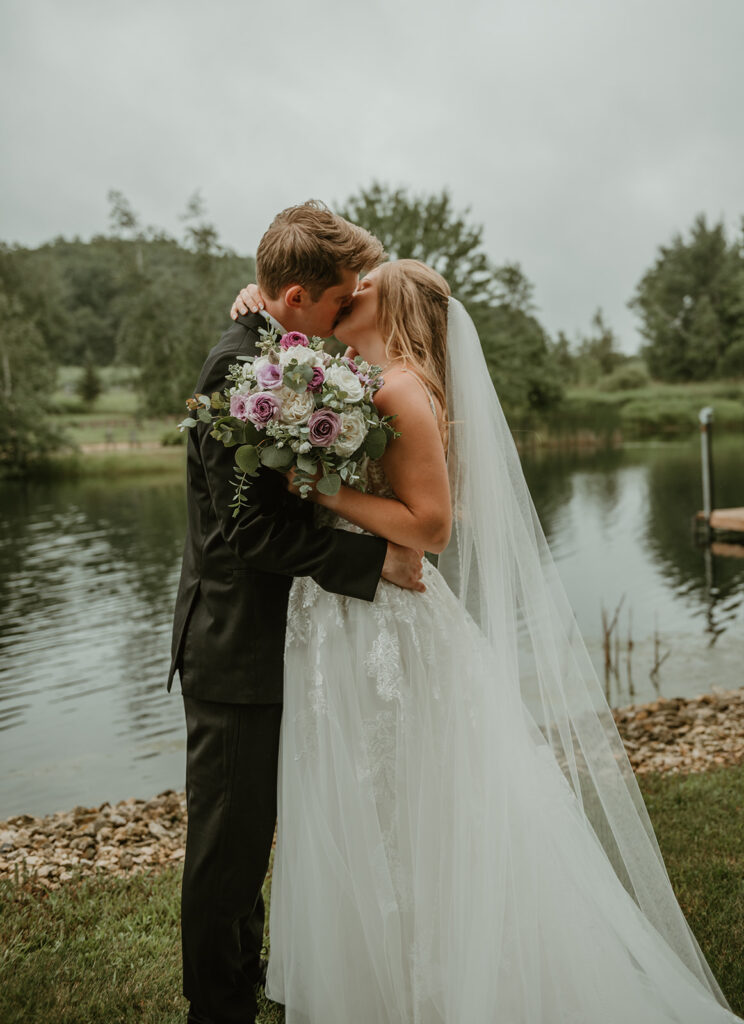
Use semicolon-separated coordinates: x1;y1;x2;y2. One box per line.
168;313;387;704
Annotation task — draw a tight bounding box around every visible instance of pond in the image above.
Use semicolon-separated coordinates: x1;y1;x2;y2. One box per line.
1;438;742;818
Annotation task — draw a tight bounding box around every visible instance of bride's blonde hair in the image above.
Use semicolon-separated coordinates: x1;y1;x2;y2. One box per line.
375;260;451;444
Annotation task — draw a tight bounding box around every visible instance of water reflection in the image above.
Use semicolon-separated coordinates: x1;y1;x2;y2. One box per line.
0;474;187;816
642;442;744;639
1;440;742;818
522;439;743;711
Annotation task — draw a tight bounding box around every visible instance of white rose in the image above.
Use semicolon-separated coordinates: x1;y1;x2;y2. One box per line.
277;385;315;425
324;364;364;403
334;409;367;457
279;345;319;368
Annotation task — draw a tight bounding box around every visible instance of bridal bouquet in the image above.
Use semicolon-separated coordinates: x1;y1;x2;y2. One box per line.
179;325;398;515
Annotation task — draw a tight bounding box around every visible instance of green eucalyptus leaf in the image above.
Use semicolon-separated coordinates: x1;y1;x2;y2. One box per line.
364;427;388;459
316;473;341;496
195;393;212;408
259;444;295;470
178;417;198;430
235;444;260;474
296;453;318;475
197;408;213;424
282;376;307;394
240;421;263;445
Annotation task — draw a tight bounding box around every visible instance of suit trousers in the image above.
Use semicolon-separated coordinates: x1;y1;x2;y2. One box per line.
182;697;282;1024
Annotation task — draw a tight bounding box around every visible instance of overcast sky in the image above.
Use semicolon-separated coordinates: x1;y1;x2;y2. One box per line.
2;0;742;352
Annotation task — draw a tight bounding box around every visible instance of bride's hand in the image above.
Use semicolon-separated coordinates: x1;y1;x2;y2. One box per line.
285;467;302;497
230;283;266;320
285;466;321;499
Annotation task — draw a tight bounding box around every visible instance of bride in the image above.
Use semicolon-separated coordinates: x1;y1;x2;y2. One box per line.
235;261;738;1023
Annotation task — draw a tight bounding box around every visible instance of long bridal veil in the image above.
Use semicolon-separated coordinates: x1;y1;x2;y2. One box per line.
438;298;729;1007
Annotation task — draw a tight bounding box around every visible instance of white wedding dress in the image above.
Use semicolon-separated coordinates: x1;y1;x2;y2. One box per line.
265;301;738;1023
265;461;736;1023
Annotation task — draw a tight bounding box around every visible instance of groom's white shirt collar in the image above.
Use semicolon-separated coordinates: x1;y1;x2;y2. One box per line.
261;310;287;335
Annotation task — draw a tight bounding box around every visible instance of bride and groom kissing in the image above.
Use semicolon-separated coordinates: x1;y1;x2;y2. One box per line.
169;201;739;1024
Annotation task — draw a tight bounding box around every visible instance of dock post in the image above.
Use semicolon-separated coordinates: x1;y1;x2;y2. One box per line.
699;406;715;541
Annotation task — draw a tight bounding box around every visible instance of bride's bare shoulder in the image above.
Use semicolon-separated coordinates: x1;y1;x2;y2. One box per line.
373;368;439;418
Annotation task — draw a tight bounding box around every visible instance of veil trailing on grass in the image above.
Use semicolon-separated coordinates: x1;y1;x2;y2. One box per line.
438;298;728;1006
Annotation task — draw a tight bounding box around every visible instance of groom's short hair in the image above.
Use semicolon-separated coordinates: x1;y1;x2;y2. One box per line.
257;200;385;300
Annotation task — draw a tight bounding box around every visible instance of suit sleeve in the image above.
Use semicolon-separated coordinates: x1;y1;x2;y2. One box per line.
194;332;387;602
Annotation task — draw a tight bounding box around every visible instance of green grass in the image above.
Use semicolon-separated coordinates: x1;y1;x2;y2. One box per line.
53;365;183;449
43;449;186;481
0;868;282;1024
1;766;743;1022
57;366;140;391
508;380;744;448
563;380;744;438
640;766;744;1007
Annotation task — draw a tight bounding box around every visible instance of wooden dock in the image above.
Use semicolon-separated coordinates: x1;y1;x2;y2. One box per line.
696;507;744;534
711;541;744;560
693;409;742;552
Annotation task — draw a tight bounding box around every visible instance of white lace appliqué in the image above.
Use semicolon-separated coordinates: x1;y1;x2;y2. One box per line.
365;630;402;702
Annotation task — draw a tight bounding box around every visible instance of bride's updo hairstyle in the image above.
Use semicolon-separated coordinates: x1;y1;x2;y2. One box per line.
375;259;450;443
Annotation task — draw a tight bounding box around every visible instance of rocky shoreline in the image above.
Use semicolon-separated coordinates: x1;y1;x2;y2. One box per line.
613;687;744;776
2;688;742;891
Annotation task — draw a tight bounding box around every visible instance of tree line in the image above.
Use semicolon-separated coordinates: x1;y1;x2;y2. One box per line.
1;183;742;468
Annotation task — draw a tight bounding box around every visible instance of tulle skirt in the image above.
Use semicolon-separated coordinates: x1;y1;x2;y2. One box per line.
266;560;736;1023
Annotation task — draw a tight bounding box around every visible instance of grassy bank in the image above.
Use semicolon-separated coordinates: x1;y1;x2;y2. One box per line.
1;766;743;1023
56;367;744;457
45;448;186;480
53;366;183;451
512;379;744;447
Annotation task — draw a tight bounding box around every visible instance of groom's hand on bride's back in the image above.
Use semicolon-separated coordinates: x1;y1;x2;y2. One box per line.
382;543;426;592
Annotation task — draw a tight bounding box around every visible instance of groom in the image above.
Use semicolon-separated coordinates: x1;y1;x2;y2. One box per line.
168;200;425;1024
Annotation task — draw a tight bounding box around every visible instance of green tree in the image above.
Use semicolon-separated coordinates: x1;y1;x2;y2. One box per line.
339;183;562;414
574;309;625;385
474;302;564;411
113;191;255;414
0;292;61;469
339;182;499;303
629;214;744;381
76;353;103;404
551;330;579;385
0;243;73;363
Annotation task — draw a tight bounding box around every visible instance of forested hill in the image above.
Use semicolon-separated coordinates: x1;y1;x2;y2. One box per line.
2;187;742;427
1;232;254;369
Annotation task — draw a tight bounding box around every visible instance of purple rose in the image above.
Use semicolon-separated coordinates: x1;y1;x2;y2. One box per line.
280;331;310;350
246;391;281;427
307;365;325;392
342;356;372;387
229;393;251;421
255;362;283;389
307;408;341;447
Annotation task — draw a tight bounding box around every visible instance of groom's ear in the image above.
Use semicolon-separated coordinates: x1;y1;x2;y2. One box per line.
283;284;309;309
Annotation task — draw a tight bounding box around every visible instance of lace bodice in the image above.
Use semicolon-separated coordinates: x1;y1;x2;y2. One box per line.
365;456;397;501
313;456;397;536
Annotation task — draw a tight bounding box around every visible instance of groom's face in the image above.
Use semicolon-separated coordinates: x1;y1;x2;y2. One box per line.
297;267;359;338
